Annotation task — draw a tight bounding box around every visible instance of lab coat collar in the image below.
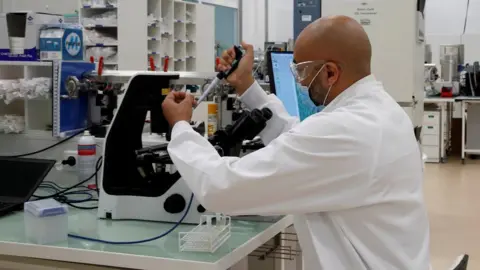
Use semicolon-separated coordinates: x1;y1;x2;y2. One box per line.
323;74;379;112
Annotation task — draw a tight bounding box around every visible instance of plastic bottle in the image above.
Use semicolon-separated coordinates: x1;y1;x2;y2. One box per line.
207;103;218;137
77;130;97;188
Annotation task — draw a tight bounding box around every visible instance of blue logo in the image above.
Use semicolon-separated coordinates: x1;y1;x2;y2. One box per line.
59;18;63;23
65;32;82;56
27;16;33;21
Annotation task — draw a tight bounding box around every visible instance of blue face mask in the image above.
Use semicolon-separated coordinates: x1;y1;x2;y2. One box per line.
297;64;333;111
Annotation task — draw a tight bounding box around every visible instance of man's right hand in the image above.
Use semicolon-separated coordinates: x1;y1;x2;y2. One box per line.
217;41;255;96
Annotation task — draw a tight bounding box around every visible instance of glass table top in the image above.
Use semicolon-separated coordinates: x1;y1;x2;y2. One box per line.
0;209;277;263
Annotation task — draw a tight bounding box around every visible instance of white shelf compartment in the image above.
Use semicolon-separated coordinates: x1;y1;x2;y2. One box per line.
0;63;53;134
174;1;186;22
186;42;196;57
81;0;117;8
174;42;186;60
174;59;186;71
81;8;118;27
186;57;196;71
174;21;186;40
161;0;174;34
148;0;162;25
186;2;197;22
186;23;196;42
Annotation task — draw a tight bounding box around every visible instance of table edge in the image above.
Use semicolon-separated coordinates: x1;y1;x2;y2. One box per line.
215;215;295;270
0;241;214;270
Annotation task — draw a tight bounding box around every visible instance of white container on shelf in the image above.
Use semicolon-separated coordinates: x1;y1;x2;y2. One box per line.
24;199;69;245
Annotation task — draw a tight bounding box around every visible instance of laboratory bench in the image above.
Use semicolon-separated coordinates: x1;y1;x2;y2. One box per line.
423;96;480;164
0;208;294;270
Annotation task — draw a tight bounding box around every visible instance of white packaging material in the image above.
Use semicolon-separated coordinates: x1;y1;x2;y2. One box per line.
0;115;25;133
24;199;69;245
0;78;52;104
86;47;117;62
82;10;117;26
107;0;118;7
84;29;117;45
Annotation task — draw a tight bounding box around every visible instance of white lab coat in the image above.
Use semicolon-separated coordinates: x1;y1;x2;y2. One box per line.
168;75;430;270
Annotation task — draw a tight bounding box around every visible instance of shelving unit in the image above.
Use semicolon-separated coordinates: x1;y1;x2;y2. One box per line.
78;0;214;72
80;1;119;70
0;62;53;135
147;0;199;71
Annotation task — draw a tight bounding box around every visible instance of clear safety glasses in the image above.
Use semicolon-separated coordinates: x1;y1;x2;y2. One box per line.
289;60;327;82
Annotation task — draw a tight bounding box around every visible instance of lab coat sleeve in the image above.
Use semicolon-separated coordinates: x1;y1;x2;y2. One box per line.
167;113;375;216
238;81;299;145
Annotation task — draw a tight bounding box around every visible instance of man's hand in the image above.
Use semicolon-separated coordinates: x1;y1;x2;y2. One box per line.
217;41;255;96
162;92;196;127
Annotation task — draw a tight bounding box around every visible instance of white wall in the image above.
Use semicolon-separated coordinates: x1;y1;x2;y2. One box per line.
241;0;266;50
267;0;293;43
1;0;77;14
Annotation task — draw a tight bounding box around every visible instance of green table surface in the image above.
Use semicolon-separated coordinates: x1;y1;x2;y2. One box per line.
0;208;288;268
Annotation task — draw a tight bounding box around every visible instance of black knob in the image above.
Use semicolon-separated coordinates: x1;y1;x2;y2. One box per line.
197;205;206;213
163;194;186;214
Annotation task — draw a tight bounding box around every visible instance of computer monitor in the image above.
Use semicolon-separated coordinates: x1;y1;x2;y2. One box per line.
267;51;320;121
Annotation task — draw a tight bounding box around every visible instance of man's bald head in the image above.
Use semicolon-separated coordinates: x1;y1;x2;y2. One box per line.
295;15;372;78
293;16;373;105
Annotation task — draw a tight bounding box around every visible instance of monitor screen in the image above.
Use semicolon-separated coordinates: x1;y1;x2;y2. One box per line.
268;52;320;121
0;157;55;199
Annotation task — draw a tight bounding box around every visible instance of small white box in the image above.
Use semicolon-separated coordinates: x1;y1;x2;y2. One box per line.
24;199;68;245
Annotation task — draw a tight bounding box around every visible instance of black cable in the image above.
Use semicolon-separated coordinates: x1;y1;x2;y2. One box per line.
34;156;103;200
94;156;103;195
1;129;86;158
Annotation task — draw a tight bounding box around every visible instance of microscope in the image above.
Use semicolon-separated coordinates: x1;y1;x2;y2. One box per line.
97;72;272;224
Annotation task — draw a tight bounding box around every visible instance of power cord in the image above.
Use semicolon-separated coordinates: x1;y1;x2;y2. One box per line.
35;155;194;245
67;193;194;245
1;129;86;158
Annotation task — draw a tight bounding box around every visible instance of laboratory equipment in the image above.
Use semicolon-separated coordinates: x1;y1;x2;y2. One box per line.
293;0;426;139
0;157;55;217
440;45;464;82
24;199;69;244
179;214;231;253
80;71;273;224
196;46;243;107
267;51;319;121
77;130;97;187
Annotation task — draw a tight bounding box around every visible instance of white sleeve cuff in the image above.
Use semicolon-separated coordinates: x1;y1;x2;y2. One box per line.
171;121;193;139
238;81;270;110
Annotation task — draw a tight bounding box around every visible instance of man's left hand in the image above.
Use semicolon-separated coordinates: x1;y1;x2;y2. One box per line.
162;91;196;127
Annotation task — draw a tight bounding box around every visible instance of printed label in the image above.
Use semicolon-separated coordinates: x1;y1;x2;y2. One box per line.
78;144;96;156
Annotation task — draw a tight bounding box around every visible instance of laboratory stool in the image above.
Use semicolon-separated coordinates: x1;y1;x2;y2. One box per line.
449;254;469;270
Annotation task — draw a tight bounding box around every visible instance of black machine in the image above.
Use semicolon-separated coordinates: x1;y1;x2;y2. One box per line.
102;74;272;199
0;157;55;217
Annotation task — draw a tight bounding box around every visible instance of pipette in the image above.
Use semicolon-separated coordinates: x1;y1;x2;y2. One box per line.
196;46;244;107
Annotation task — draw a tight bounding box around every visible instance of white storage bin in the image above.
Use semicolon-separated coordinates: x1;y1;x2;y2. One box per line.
24;199;68;245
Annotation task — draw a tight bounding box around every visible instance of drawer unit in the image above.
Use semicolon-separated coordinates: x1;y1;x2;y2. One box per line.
423;124;440;135
423;111;440;125
423;145;440;162
422;134;440;146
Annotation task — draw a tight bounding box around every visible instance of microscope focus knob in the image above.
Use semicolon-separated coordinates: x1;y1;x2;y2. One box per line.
164;194;186;214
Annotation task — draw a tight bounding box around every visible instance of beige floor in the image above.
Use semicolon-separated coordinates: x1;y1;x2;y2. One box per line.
426;159;480;269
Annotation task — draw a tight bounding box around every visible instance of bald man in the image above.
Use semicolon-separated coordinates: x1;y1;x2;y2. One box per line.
163;16;430;269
